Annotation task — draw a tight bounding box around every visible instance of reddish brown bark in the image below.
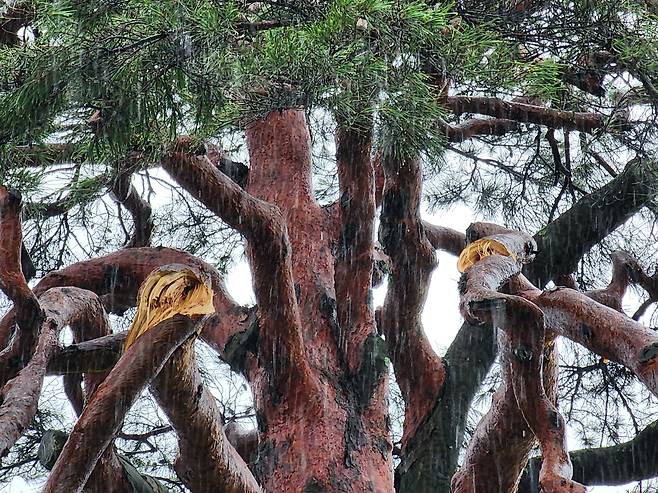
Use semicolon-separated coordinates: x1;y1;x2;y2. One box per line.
0;287;107;458
150;338;262;493
160;110;393;493
379;154;446;449
162;134;317;397
42;315;204;493
454;229;584;492
243;110;392;493
334;123;376;371
111;165;154;248
22;247;250;354
0;186;43;377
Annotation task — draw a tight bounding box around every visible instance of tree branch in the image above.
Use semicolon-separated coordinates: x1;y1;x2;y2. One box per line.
42;315;201;493
150;336;262;493
519;418;658;491
110;166;154;248
0;287;107;458
526;158;658;287
161;138;316;396
443;96;604;133
440;117;520;142
378;154;446;448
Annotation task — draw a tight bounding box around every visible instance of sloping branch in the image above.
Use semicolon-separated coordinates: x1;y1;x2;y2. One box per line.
161;138;316;396
423;222;465;256
519;418;658;491
42;316;202;493
378;154;446;448
440;117;520;142
526;158;658;287
443;96;604;133
334;124;376;372
25;247;251;357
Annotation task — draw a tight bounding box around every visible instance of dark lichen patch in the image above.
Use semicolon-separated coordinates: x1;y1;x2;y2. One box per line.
639;342;658;364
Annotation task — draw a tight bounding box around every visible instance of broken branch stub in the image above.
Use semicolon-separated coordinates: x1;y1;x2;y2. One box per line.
123;264;215;350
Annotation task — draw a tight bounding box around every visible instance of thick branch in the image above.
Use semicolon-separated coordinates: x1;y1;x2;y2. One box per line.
150;338;262;493
378;154;445;448
0;186;42;340
526;158;658;287
0;287;107;458
47;331;126;375
111;169;154;248
26;247;250;357
423;222;465;256
334;124;376;371
42;315;199;493
161;139;315;395
525;286;658;397
443;96;604;133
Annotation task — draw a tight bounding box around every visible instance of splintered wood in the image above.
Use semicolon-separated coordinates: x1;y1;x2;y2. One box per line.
124;265;215;350
457;237;517;273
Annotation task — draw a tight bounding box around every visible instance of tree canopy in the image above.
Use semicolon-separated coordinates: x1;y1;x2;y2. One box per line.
2;1;658;492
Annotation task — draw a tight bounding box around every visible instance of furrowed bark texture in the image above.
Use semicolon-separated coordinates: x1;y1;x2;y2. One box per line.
378;154;446;449
150;339;262;493
42;315;200;493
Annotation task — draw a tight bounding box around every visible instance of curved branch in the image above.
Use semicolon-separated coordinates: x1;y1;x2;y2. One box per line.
26;247;251;357
161;139;316;395
519;418;658;490
150;337;262;493
110;168;153;248
422;222;465;256
0;287;107;458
